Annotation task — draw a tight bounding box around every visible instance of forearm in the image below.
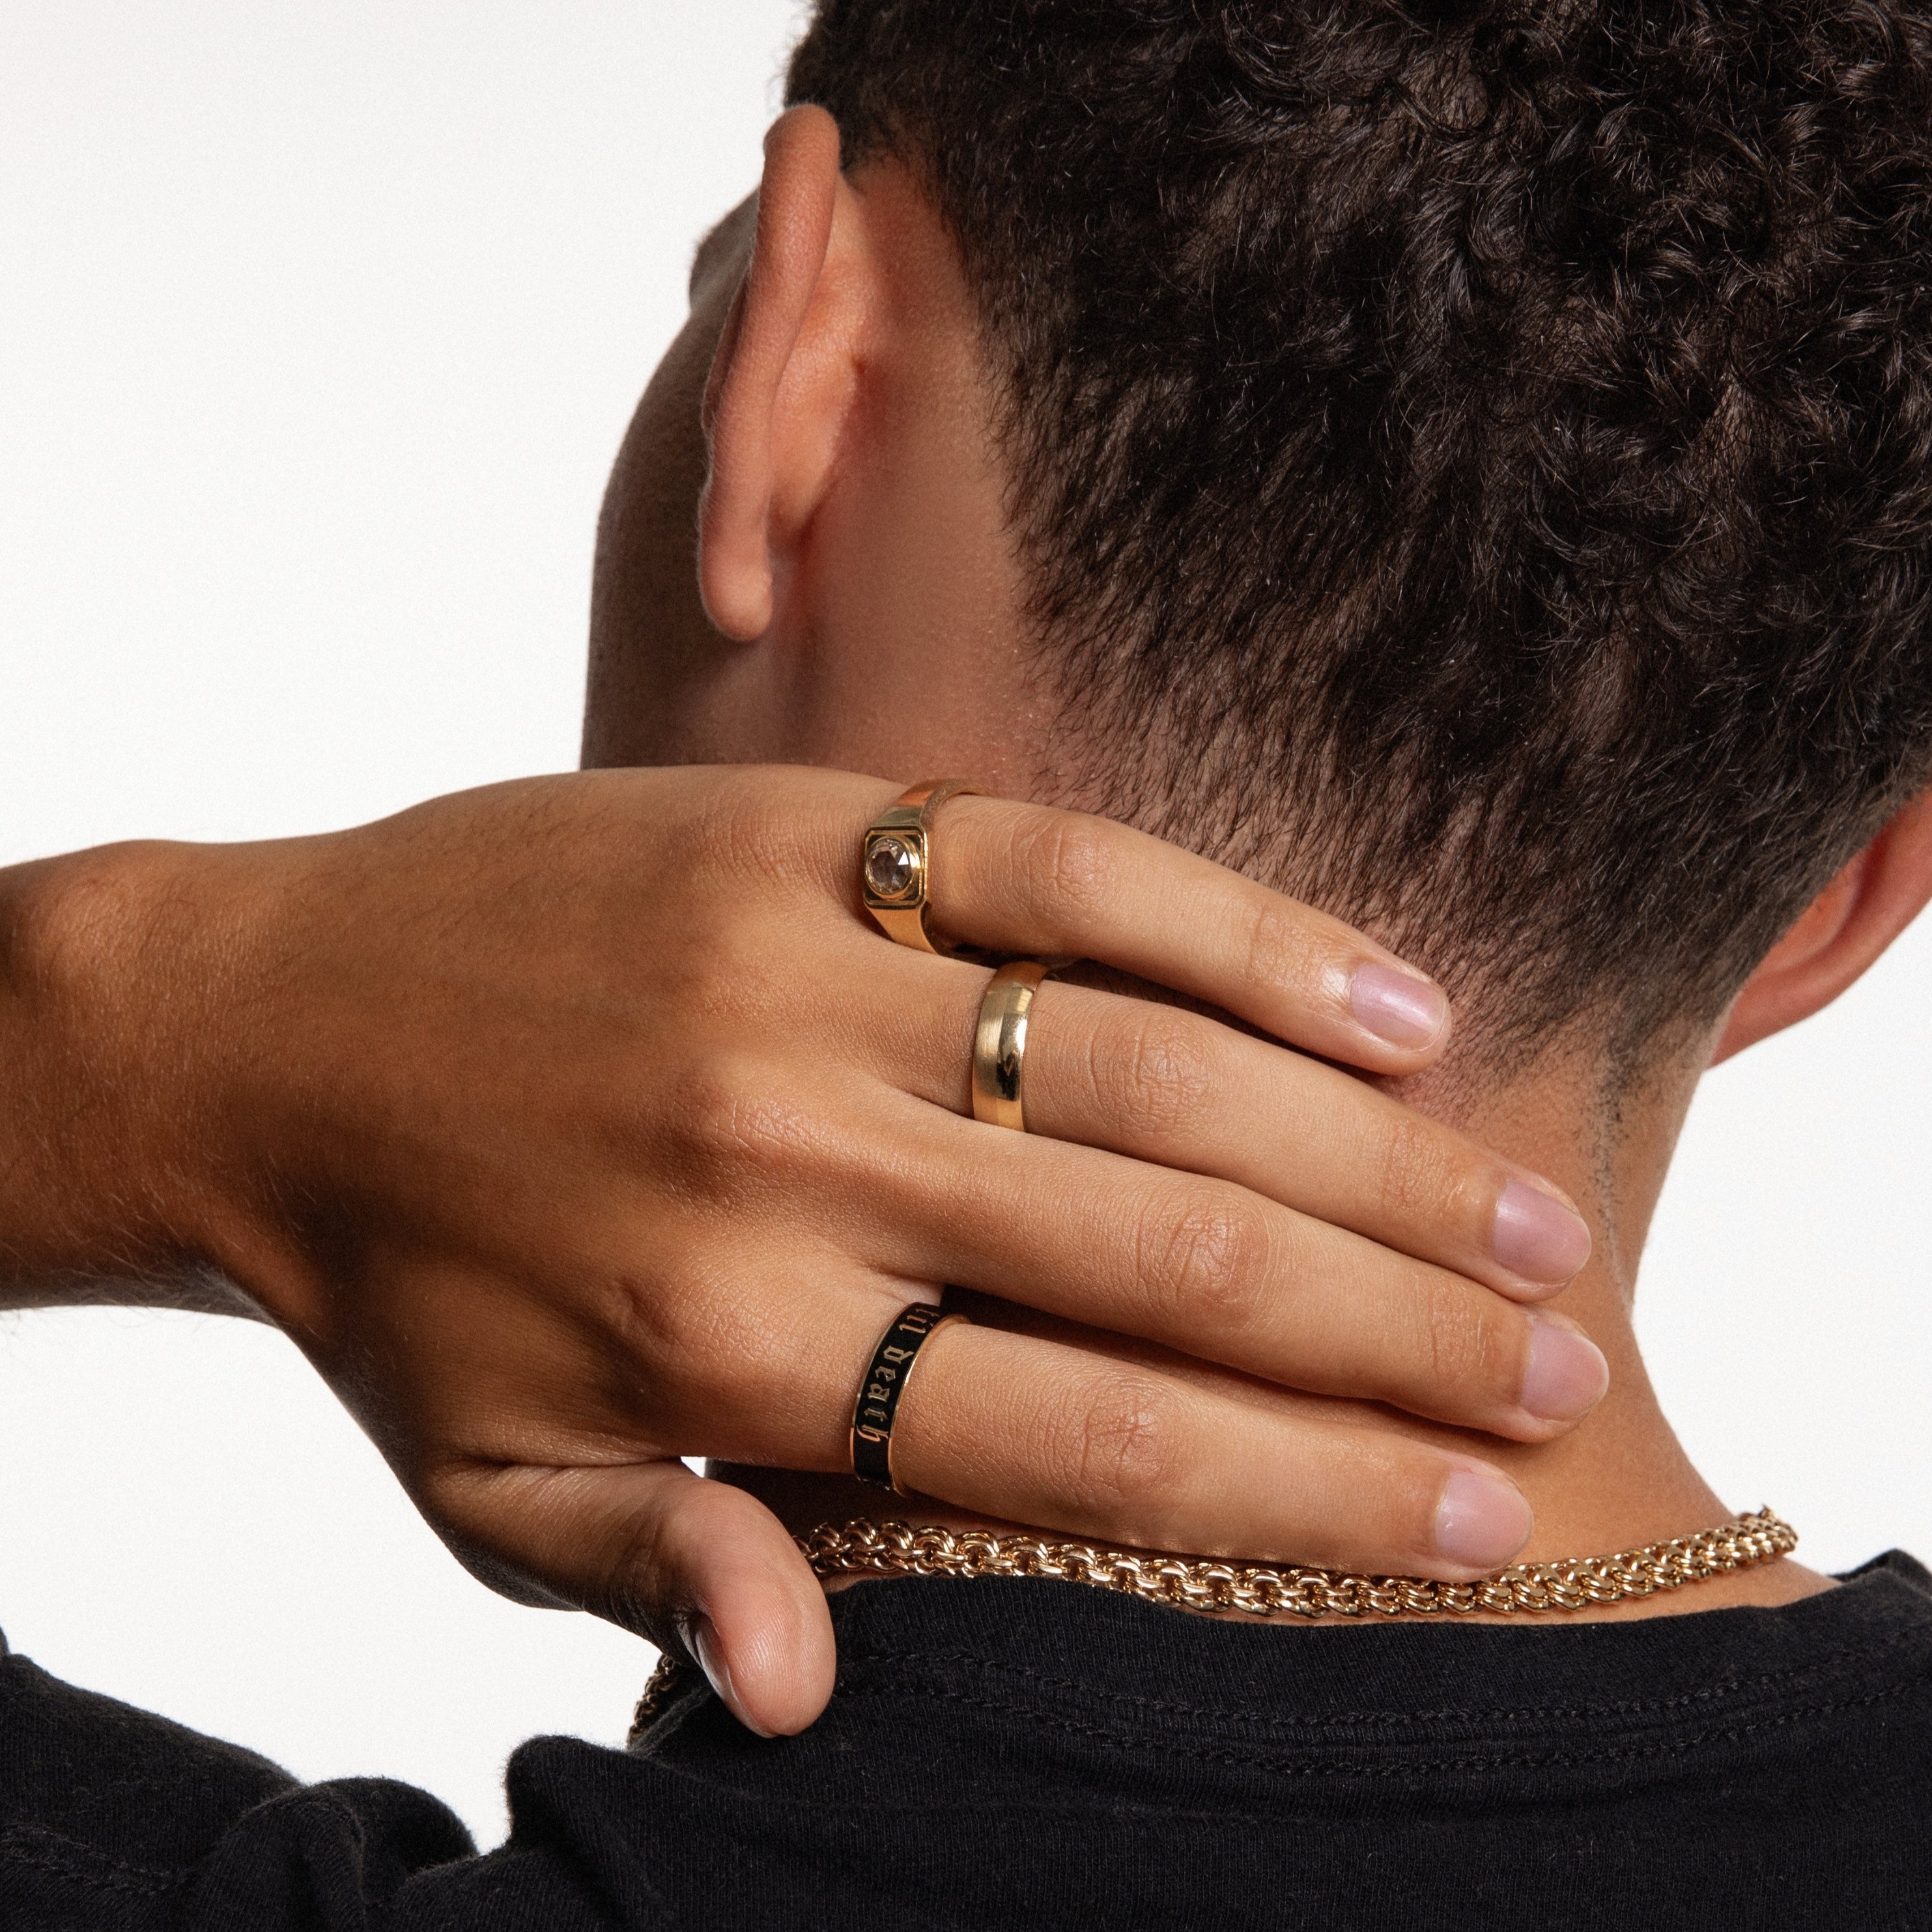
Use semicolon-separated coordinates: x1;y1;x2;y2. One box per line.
0;844;259;1316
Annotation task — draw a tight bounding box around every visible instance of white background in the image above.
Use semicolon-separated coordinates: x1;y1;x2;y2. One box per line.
1;1;1927;1848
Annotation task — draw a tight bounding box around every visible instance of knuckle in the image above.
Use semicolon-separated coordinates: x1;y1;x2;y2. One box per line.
1092;1008;1214;1136
689;775;779;869
1240;896;1321;993
1042;1375;1179;1515
1419;1277;1516;1395
586;1249;713;1385
1372;1115;1462;1222
584;1495;681;1642
1008;811;1119;920
1137;1189;1273;1331
687;772;835;901
595;1245;823;1443
670;1055;820;1203
677;908;789;1031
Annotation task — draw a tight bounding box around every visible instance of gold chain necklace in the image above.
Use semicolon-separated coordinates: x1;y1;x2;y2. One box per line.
629;1509;1797;1741
799;1509;1797;1617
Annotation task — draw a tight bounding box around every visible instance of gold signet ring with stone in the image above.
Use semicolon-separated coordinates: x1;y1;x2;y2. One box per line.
972;960;1049;1133
860;778;986;953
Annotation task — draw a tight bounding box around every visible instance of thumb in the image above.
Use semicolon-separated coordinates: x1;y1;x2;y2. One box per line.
429;1456;837;1737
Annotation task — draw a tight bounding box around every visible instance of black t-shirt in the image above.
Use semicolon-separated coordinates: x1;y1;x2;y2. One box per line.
3;1552;1929;1929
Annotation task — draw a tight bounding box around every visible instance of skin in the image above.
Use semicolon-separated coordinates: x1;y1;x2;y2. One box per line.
5;96;1924;1748
0;94;1645;1740
4;764;1604;1730
584;107;1932;1716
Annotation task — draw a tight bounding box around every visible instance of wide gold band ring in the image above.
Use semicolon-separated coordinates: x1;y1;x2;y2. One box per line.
972;959;1049;1133
860;778;986;954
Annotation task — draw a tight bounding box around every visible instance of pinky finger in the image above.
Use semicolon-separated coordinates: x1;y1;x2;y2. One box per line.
887;1322;1535;1580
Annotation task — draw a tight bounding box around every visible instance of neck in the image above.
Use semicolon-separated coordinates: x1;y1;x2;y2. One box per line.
1384;1041;1724;1562
717;1018;1829;1617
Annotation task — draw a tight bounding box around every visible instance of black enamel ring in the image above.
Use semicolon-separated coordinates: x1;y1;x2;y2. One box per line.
849;1302;968;1492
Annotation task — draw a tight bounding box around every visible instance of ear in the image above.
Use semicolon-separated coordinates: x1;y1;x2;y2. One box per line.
697;105;857;642
1710;789;1932;1065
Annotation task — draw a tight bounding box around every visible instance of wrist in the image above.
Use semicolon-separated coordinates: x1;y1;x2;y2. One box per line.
0;840;241;1302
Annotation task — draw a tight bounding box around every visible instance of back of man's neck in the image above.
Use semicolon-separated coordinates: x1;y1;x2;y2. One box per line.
1371;1043;1830;1612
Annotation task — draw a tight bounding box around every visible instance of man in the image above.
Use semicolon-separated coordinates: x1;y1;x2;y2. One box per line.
6;0;1932;1924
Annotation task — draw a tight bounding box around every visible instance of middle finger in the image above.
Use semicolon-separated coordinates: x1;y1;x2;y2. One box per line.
871;956;1592;1300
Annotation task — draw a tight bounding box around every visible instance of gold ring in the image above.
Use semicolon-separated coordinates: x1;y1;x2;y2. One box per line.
972;960;1049;1132
860;778;986;954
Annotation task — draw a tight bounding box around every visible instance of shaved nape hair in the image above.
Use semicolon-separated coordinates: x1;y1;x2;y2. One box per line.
788;0;1932;1066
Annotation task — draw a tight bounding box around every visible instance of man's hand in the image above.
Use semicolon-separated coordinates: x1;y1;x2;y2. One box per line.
0;765;1598;1733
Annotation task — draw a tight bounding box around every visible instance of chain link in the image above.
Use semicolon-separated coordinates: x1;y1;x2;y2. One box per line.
629;1509;1797;1741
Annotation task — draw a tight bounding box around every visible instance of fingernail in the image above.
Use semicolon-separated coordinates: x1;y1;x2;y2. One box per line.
1492;1179;1593;1283
1519;1314;1610;1422
1349;963;1449;1051
1433;1467;1533;1570
685;1614;775;1739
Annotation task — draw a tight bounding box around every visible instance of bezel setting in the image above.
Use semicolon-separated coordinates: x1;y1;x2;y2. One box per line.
862;829;926;906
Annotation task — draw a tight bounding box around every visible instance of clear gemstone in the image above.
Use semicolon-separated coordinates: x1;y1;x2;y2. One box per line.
866;834;916;898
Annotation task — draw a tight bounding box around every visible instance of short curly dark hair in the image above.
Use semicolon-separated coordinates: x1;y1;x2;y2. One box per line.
788;1;1932;1063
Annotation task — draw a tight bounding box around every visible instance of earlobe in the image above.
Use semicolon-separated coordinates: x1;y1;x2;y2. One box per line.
697;106;848;642
1711;788;1932;1064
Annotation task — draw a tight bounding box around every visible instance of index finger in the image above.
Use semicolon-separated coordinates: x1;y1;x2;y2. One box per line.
911;791;1451;1074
